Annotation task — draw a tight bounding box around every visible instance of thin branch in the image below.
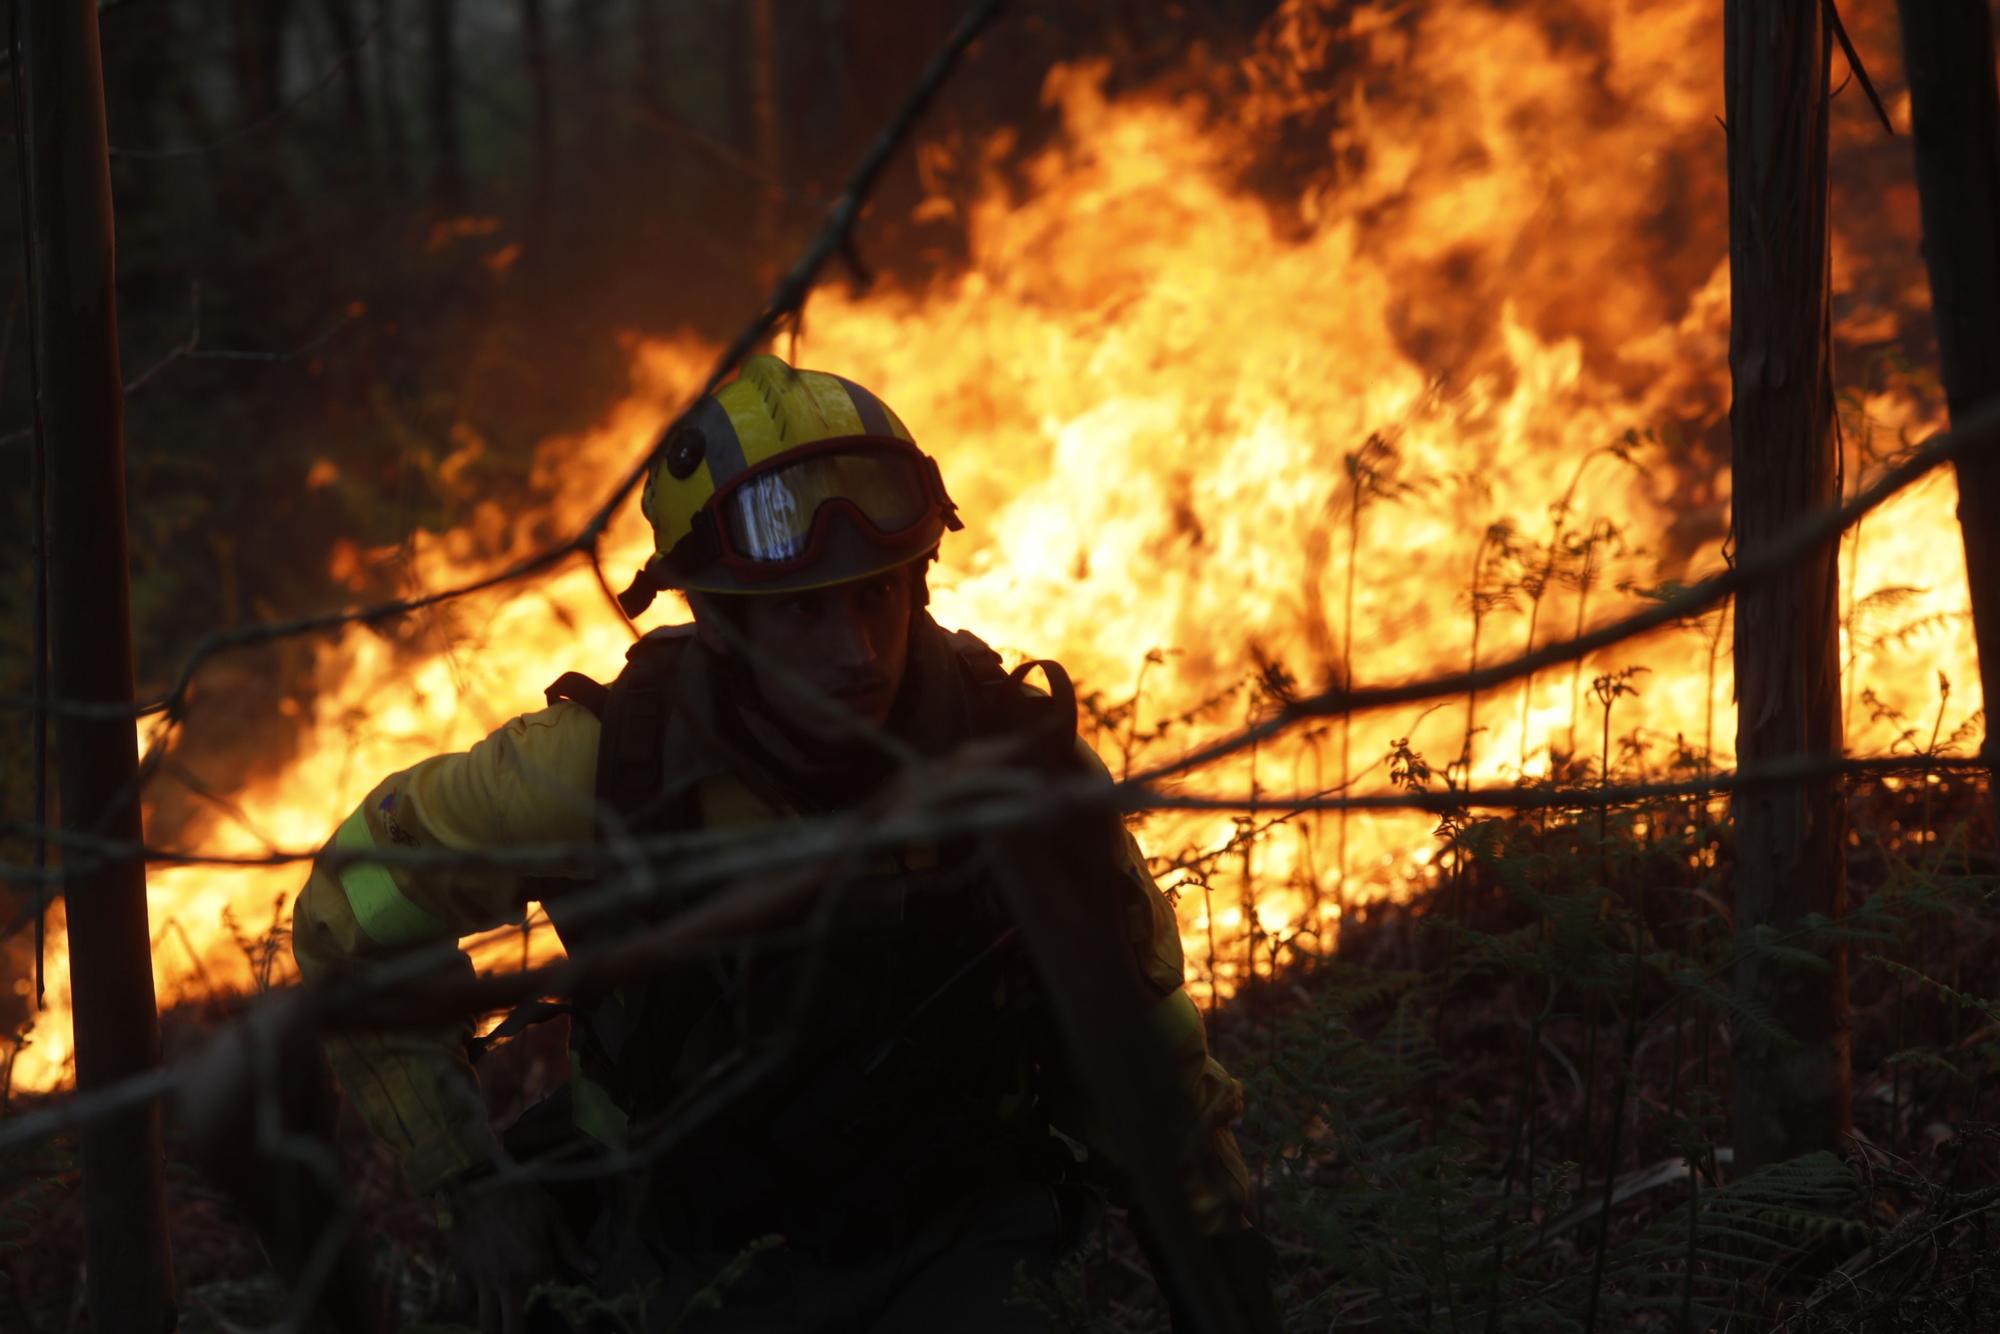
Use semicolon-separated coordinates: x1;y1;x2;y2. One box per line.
1823;0;1894;134
0;0;1012;856
0;741;1985;1163
1140;755;1990;816
0;748;1979;894
572;0;1008;553
628;101;826;212
1133;396;2000;789
0;282;360;449
105;18;383;161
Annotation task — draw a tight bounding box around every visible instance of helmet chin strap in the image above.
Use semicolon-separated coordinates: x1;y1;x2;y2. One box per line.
616;565;661;618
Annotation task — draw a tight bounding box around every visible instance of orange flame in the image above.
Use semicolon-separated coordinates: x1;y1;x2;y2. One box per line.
7;2;1980;1091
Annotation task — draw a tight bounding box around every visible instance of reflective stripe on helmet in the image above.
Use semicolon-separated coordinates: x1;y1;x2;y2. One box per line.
845;379;897;439
332;807;451;949
689;392;750;489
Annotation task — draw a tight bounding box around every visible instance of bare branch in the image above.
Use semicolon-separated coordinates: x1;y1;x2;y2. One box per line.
1133;398;2000;789
105;18;384;161
0;282;360;450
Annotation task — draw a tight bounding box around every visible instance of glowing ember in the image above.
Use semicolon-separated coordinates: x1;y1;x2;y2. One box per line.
6;2;1980;1091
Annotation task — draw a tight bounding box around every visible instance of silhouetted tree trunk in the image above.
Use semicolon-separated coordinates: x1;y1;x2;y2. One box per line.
633;0;663;113
749;0;782;285
425;0;462;203
1898;0;2000;835
1725;0;1849;1171
373;0;410;188
821;0;850;161
315;0;369;127
13;1;175;1327
523;0;554;241
573;0;608;155
232;0;292;119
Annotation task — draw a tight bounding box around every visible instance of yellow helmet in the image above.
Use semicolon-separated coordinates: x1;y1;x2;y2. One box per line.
627;354;961;602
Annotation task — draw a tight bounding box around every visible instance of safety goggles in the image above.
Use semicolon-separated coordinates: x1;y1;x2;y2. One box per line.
682;438;960;582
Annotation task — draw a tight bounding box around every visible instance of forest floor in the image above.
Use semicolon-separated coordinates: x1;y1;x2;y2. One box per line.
1;768;1995;1332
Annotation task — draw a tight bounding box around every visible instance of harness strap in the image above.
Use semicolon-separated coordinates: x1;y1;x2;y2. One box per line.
1009;659;1077;733
1008;658;1080;772
593;627;693;835
543;671;609;718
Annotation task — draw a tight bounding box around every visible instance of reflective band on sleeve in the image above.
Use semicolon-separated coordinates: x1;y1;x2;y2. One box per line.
333;808;451;948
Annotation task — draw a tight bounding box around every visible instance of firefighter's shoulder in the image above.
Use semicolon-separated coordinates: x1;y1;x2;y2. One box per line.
512;623;697;815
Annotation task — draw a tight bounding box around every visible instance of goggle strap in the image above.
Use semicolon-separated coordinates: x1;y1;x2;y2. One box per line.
922;455;964;532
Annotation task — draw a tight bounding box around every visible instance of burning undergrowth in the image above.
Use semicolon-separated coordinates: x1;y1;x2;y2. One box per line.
6;0;1982;1088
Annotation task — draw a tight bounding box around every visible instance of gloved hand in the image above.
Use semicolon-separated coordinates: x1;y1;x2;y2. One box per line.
1163;1228;1285;1334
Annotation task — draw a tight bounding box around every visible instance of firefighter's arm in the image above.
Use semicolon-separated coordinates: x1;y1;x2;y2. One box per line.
1046;742;1253;1234
291;702;601;1192
1046;751;1279;1331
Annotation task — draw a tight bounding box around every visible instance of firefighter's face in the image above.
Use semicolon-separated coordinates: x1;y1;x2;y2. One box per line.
729;566;915;740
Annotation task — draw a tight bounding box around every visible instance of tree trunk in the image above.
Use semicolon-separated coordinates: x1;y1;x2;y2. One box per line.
572;0;608;155
316;0;370;127
522;0;553;243
632;0;662;113
1725;0;1850;1171
373;0;410;189
749;0;783;287
231;0;293;119
424;0;462;204
1898;0;2000;836
13;1;175;1328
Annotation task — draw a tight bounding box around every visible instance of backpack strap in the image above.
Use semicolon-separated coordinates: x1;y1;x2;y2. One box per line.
1009;659;1076;735
943;627;1081;773
1008;658;1081;773
593;626;695;834
539;629;694;828
543;671;610;719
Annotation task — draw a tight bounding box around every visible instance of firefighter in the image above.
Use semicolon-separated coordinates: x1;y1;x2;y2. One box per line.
292;354;1282;1333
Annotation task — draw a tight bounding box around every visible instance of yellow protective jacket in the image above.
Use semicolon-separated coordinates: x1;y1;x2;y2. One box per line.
292;656;1253;1232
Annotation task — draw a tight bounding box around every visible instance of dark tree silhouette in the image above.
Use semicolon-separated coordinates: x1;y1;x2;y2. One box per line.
372;0;410;189
13;1;174;1326
523;0;555;246
425;0;462;203
315;0;370;127
1899;0;2000;834
1724;0;1849;1171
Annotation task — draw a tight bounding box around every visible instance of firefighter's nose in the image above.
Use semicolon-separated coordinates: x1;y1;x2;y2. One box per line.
827;608;879;669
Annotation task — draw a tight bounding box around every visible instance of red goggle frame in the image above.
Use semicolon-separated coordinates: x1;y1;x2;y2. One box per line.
667;436;961;583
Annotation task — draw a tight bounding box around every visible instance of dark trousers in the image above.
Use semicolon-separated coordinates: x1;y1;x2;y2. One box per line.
570;1179;1078;1333
508;1085;1084;1332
